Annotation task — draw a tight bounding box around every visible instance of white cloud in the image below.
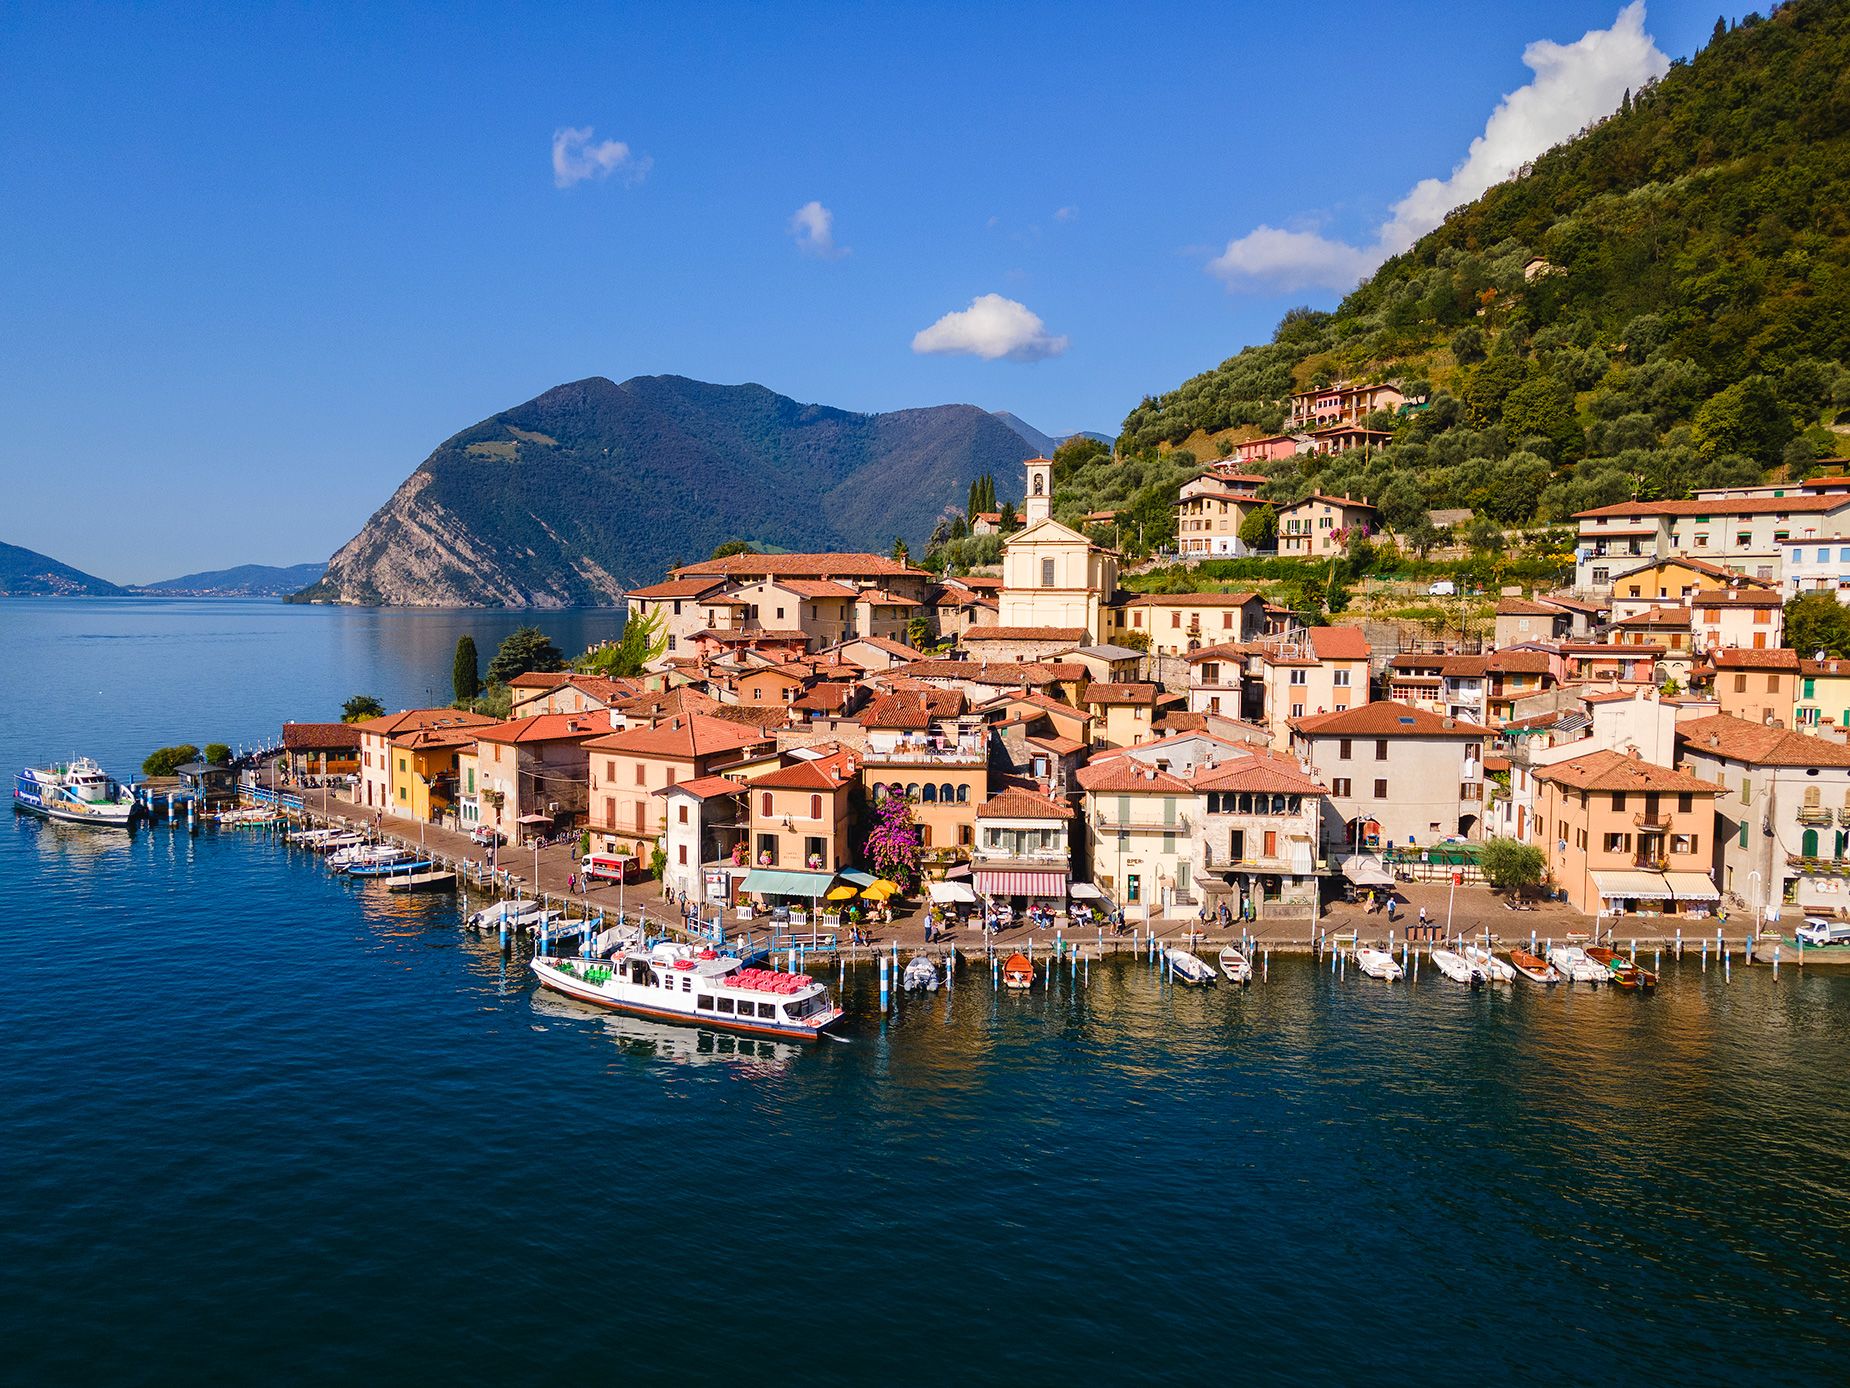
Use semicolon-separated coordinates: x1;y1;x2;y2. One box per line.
789;200;848;258
911;293;1068;362
1054;205;1078;223
552;126;651;188
1209;3;1668;292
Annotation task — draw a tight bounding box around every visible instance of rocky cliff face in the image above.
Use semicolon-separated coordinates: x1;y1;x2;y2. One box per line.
298;375;1038;607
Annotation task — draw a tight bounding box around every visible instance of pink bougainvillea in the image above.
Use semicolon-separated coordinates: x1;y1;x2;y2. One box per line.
863;793;923;892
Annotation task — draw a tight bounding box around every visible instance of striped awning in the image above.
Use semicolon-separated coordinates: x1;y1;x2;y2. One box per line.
975;869;1068;898
1663;870;1720;902
1592;869;1673;901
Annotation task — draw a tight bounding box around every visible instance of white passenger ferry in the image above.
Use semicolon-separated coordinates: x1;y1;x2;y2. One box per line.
532;940;844;1041
14;759;146;828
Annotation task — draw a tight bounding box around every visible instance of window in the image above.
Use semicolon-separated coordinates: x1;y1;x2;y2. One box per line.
677;845;688;865
1373;779;1387;798
1375;740;1388;761
809;794;822;819
1676;792;1692;814
1604;832;1631;853
1766;674;1780;693
1290;703;1304;718
1332;778;1351;797
761;792;773;817
1339;739;1352;760
635;763;647;786
1333;670;1350;687
1733;673;1748;693
1612;793;1627;810
1041;558;1055;588
1289;669;1307;686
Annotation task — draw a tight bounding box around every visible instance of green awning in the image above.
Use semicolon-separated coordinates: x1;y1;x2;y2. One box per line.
741;868;836;898
835;868;877;887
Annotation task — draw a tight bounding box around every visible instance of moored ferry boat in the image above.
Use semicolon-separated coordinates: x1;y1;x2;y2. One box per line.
14;759;145;828
532;940;844;1040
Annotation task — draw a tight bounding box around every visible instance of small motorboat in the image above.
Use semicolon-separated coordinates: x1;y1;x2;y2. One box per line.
1002;952;1035;990
1353;946;1404;981
1430;948;1485;985
1462;944;1515;984
1164;948;1217;985
1546;945;1607;984
1508;949;1560;984
902;955;941;992
1217;946;1254;984
1587;946;1657;990
466;899;552;932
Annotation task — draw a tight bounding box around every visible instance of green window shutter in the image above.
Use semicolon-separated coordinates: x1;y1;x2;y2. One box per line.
1738;820;1748;848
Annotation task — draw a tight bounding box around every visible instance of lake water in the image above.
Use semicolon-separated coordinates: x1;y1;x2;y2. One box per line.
3;597;1848;1386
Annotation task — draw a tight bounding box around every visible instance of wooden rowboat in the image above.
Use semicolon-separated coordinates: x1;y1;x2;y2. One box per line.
1507;948;1560;984
1002;952;1035;990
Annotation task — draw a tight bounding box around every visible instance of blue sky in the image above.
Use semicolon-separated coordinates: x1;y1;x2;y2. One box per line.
0;1;1720;583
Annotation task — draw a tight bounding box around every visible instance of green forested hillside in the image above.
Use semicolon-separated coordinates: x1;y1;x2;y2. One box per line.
1118;0;1850;540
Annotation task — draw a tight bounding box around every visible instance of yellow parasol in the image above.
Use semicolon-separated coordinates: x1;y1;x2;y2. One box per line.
825;884;858;901
861;879;901;900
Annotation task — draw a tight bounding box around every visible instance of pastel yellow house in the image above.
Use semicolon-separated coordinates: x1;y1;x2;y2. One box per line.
997;457;1120;644
390;723;482;823
1083;682;1165;750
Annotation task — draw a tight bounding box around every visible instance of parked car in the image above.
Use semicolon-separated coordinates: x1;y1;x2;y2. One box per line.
1796;916;1850;947
1428;580;1457;597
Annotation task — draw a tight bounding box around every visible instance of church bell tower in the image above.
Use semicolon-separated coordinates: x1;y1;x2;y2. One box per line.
1023;456;1052;525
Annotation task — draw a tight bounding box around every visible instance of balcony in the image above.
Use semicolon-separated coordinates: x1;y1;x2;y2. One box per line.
1632;812;1670;831
1092;813;1191;833
1797;806;1836;827
1633;854;1669;871
861;743;987;767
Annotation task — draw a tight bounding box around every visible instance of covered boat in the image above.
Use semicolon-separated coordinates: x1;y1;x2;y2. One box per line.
1462;944;1515;984
1587;946;1657;990
1546;945;1607;985
1164;948;1217;985
902;955;941;992
1002;952;1035;990
1430;948;1485;985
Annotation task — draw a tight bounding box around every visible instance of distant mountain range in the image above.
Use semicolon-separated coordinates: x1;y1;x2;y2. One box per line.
134;562;327;597
297;375;1055;607
990;411;1111;456
0;541;125;597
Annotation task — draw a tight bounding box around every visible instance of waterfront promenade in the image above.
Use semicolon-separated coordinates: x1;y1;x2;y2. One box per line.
291;786;1750;958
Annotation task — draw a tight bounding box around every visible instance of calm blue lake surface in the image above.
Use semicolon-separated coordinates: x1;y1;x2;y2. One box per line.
2;597;1848;1386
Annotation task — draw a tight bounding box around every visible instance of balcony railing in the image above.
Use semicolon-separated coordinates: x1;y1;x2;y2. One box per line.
1633;812;1670;831
975;848;1072;866
861;744;987;766
1092;814;1191;833
1797;806;1836;827
1633;854;1669;871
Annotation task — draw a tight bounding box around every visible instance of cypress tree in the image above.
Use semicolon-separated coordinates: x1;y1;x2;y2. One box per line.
452;634;480;704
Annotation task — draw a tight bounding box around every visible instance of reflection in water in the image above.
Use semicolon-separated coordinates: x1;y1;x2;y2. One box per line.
529;989;802;1072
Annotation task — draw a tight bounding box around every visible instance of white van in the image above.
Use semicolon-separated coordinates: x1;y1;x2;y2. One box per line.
1428;580;1457;597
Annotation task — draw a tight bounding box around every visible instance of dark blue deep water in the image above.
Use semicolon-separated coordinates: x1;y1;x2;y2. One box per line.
3;598;1848;1386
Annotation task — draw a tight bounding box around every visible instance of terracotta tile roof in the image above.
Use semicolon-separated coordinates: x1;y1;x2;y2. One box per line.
674;552;929;579
1439;656;1488;677
790;682;857;712
355;709;499;737
962;625;1091;643
1026;733;1087;755
1537;593;1609;614
473;712;610;745
1083;682;1161;706
897;659;1065;687
1185;642;1249;664
616;686;721;719
507;671;572;689
1153;710;1209;734
1192;753;1325;795
1534;748;1723;794
1307;626;1371;660
1801;658;1850;677
953;575;1003;591
655;775;749;799
1677;714;1850;769
583;713;772;759
281;721;359;750
1690;589;1784;609
976;786;1074;819
1076;758;1193;793
1485;650;1555;674
625;577;722;599
1286;493;1378;510
1712;647;1800;670
855;589;921;606
699;628;810;644
843;635;921;658
1495;597;1563;616
1576;496;1850;518
778;579;860;600
859;688;965;729
1613;607;1691;627
393;723;486;751
705;704;797;730
749;747;859;790
1291;700;1492;738
1120;591;1262;608
1608;555;1773;586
